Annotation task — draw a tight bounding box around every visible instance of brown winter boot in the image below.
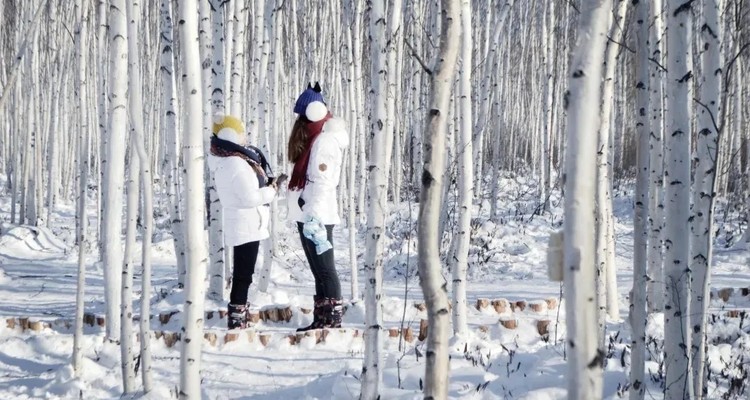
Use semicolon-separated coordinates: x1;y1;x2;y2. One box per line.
320;298;344;329
227;303;248;330
296;296;325;332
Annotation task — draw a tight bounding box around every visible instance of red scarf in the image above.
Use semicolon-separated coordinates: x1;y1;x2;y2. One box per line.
289;113;332;191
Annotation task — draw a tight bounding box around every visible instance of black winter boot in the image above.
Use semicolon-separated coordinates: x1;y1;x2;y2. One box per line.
227;303;247;330
297;296;325;332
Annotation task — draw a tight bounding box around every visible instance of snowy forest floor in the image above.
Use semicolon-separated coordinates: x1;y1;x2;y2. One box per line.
0;175;749;399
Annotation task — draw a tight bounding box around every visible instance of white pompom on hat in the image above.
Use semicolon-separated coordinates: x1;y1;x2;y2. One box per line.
305;101;328;123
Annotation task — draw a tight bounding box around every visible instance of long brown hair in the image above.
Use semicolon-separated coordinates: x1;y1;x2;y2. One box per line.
288;116;309;163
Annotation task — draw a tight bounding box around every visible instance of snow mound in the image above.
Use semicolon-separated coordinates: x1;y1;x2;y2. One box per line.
0;224;69;260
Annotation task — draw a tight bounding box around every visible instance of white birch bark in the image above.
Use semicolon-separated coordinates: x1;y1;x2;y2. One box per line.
102;0;128;343
178;0;209;397
451;0;472;337
160;0;186;288
418;0;460;398
205;0;225;301
120;142;139;395
563;0;611;398
630;2;651;398
72;0;89;375
663;1;694;398
690;0;721;397
596;1;627;343
360;1;388;398
126;0;154;390
647;0;666;313
229;0;246;118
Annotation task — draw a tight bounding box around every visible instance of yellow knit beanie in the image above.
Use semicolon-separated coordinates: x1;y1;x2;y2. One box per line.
212;114;244;137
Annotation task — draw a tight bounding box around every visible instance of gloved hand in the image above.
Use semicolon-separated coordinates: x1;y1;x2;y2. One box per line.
302;214;332;255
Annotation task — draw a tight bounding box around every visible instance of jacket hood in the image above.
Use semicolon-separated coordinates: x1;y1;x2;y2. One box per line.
320;118;349;149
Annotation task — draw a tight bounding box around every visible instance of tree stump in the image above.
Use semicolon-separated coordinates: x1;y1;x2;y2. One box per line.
163;332;180;348
388;328;399;338
19;317;29;331
29;320;44;332
315;329;328;343
246;330;256;343
279;307;293;322
475;298;490;311
514;301;527;312
536;319;551;336
499;319;518;330
288;334;299;345
403;327;414;343
418;319;429;341
718;288;734;302
478;325;489;333
300;307;312;315
727;310;740;318
96;316;106;327
204;332;217;346
159;311;178;325
259;333;271;346
83;313;96;327
247;312;261;324
491;299;509;314
219;310;228;319
154;331;164;339
6;318;16;329
545;298;558;309
224;332;239;343
414;302;427;311
529;301;547;313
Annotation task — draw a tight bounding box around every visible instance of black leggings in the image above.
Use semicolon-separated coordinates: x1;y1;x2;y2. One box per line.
297;222;341;299
229;240;260;305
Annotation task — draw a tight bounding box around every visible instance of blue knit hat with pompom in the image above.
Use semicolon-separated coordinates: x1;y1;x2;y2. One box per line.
294;82;325;114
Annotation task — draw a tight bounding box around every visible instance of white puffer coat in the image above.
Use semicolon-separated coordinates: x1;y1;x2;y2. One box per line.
287;117;350;225
208;152;276;247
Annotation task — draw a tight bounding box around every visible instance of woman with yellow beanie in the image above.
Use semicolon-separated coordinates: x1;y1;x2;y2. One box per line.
208;114;280;329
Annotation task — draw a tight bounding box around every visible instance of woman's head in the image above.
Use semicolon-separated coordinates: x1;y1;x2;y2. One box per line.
213;114;246;146
294;82;325;115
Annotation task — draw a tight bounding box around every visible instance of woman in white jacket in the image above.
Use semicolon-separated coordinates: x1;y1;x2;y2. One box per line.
287;83;349;331
208;114;279;329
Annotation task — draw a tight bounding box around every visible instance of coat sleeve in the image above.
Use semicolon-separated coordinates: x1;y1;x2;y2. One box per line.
301;134;342;218
229;158;276;208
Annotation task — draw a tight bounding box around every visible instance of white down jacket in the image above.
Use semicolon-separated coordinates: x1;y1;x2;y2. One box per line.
287;117;350;225
208;154;276;247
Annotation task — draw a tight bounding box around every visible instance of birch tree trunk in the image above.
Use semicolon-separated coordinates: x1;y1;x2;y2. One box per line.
160;0;186;288
360;1;388;398
690;0;721;397
102;0;128;343
663;1;694;398
178;0;209;397
126;0;154;390
418;0;460;398
563;0;611;398
451;0;472;337
647;0;666;314
596;1;627;344
120;142;139;395
72;0;89;375
629;2;651;398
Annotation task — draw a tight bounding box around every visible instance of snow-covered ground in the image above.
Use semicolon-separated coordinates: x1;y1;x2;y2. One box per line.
0;176;748;399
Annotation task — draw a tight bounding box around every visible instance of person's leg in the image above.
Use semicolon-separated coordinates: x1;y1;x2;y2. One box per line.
229;241;260;305
316;225;341;299
315;225;343;328
298;222;324;297
297;222;326;332
228;241;259;329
